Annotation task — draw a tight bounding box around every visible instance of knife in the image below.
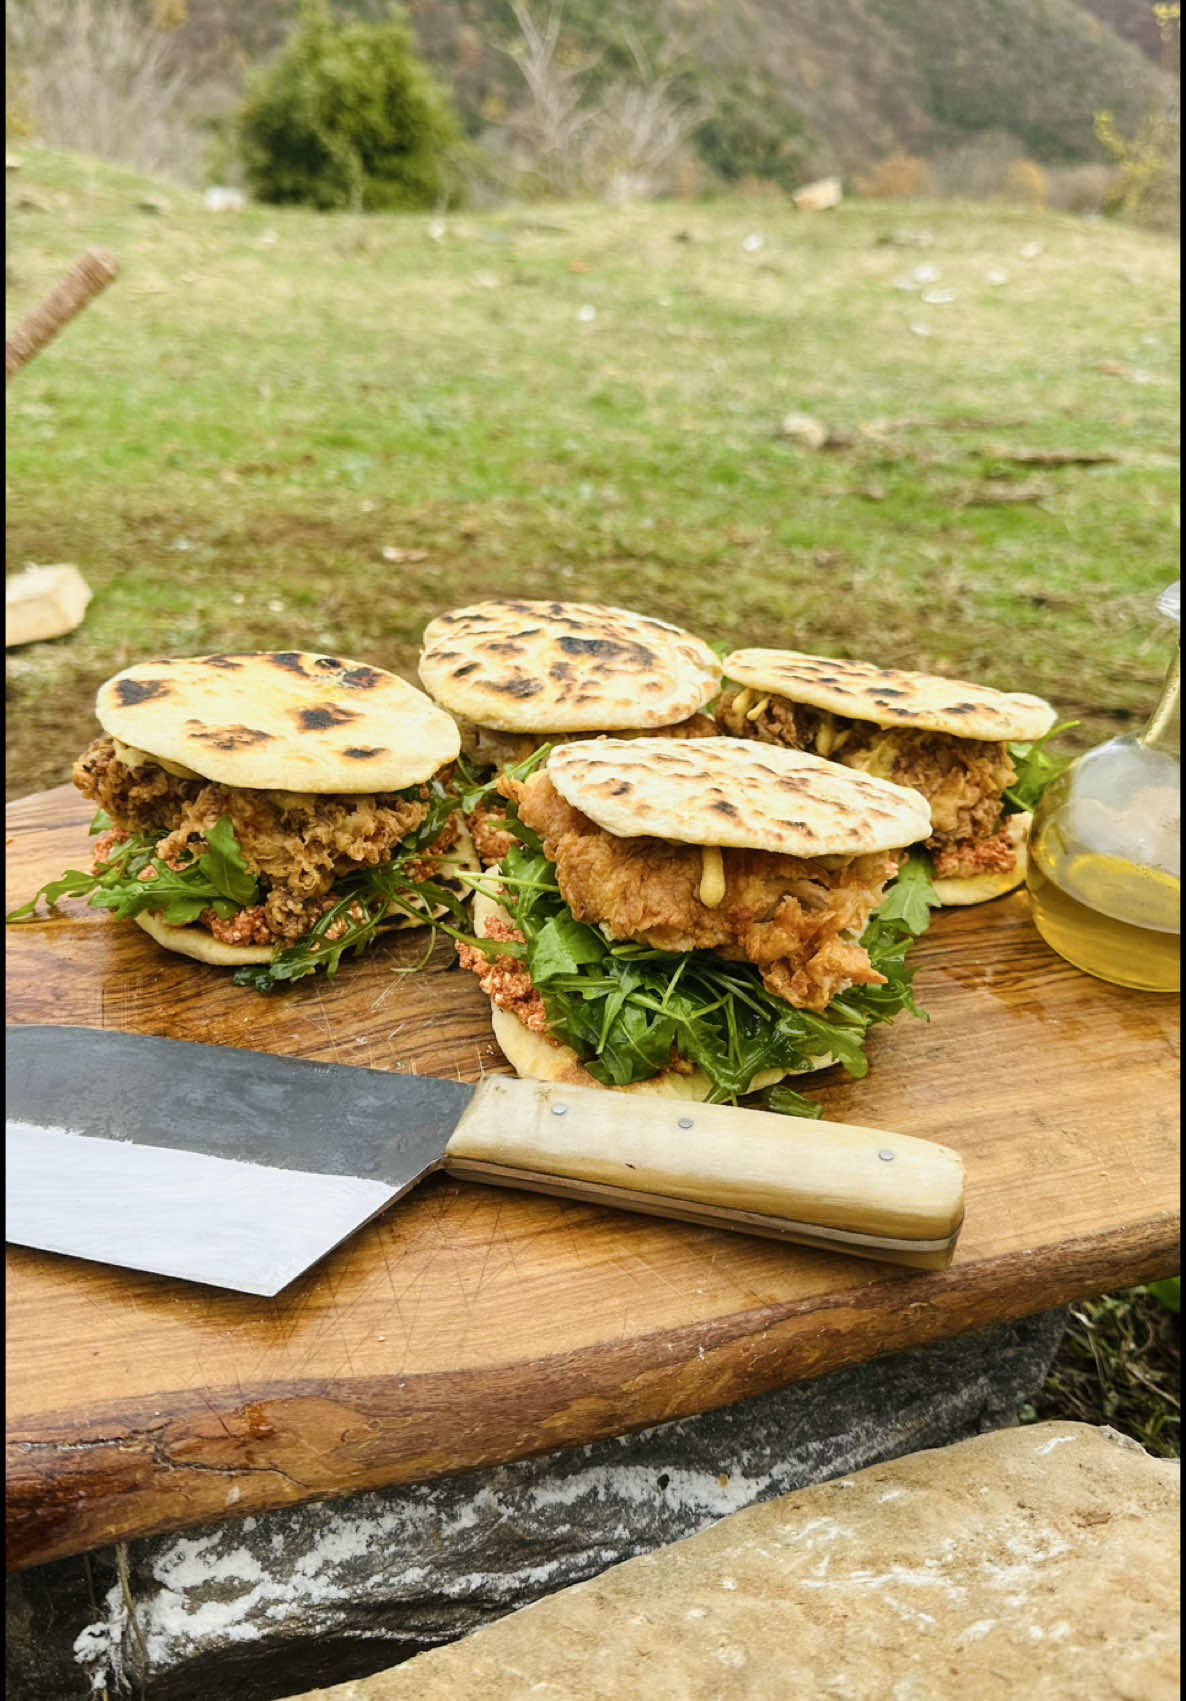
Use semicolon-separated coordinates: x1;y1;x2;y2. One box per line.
5;1026;965;1294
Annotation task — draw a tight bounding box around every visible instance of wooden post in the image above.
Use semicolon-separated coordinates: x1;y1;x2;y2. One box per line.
5;248;118;383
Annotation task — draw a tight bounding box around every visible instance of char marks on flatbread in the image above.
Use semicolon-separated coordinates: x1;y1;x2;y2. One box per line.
418;599;720;732
724;649;1057;743
96;652;460;793
545;737;932;855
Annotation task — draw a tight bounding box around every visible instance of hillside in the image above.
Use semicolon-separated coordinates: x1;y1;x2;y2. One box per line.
17;0;1171;194
437;0;1175;175
164;0;1177;184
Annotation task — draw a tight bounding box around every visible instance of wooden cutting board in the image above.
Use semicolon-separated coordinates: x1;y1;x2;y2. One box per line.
5;786;1180;1573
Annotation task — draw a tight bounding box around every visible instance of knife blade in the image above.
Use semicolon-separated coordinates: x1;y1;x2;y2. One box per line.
5;1026;965;1294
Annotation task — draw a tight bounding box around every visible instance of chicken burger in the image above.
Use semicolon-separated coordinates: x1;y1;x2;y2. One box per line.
11;651;474;990
457;736;937;1105
418;598;721;863
718;649;1060;904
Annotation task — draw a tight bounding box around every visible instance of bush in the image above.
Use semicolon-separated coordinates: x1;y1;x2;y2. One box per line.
928;129;1027;200
690;73;810;195
1044;161;1120;216
1094;104;1181;231
1004;158;1048;206
854;151;932;199
238;0;461;212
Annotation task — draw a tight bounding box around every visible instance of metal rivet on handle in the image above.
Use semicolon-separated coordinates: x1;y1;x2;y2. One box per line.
552;1103;568;1117
678;1117;694;1130
878;1149;895;1162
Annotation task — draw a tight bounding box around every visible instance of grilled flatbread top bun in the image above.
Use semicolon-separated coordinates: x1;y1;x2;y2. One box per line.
545;736;932;855
96;651;460;793
418;599;721;732
723;649;1057;743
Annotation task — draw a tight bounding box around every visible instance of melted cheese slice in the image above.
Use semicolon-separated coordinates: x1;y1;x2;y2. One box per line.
111;738;203;781
837;728;906;781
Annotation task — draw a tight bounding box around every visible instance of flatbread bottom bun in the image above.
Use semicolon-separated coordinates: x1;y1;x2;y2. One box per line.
472;891;826;1098
134;911;275;966
489;1004;726;1100
931;814;1031;907
134;898;445;968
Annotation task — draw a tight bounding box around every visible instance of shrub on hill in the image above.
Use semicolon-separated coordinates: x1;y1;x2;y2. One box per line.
238;0;460;210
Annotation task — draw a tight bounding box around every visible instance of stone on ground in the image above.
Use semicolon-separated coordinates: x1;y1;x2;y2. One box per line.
7;1311;1068;1701
794;176;843;211
287;1422;1179;1701
5;564;92;646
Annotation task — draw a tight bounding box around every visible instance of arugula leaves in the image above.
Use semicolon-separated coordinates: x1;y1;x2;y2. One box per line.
467;812;937;1112
6;775;476;994
231;775;472;992
760;1082;827;1121
868;850;942;936
1003;720;1078;814
6;813;261;927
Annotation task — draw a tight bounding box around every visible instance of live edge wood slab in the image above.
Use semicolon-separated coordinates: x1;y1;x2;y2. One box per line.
4;786;1180;1574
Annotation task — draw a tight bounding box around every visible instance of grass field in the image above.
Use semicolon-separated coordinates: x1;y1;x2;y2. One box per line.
5;147;1180;1452
5;144;1180;799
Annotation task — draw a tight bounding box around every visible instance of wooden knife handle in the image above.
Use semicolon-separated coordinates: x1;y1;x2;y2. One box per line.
444;1077;965;1271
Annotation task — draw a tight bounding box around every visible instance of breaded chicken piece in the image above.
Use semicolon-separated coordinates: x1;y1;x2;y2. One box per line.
74;735;448;944
508;771;896;1012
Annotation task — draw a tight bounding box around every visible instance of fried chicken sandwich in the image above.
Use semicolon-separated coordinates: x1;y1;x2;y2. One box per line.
418;598;721;863
457;736;937;1105
11;651;475;990
718;649;1060;905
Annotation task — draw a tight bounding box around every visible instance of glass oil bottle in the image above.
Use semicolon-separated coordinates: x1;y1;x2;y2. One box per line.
1025;583;1180;992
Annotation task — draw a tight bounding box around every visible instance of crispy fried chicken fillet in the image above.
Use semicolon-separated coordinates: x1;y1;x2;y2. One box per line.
718;690;1016;879
505;770;897;1012
73;735;454;946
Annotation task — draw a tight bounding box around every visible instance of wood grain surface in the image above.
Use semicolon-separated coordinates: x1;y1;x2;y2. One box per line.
5;785;1180;1572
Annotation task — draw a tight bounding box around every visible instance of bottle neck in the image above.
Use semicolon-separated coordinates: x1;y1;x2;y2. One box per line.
1140;645;1180;758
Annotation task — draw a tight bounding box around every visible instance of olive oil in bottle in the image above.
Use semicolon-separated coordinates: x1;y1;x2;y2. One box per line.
1025;583;1180;994
1026;843;1180;991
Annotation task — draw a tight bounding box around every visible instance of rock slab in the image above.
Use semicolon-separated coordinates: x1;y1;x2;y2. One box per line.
6;1309;1066;1701
292;1422;1180;1701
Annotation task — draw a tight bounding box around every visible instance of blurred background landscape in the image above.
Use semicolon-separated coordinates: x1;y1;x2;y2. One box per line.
5;0;1182;225
5;0;1181;1452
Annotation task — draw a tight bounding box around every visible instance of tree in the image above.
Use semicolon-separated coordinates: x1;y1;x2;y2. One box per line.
238;0;460;212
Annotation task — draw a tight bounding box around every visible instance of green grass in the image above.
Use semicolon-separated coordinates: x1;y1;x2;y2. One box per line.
6;144;1180;799
1024;1287;1180;1459
5;148;1180;1457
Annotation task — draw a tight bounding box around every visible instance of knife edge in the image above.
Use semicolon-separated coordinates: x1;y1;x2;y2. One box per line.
5;1122;409;1296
